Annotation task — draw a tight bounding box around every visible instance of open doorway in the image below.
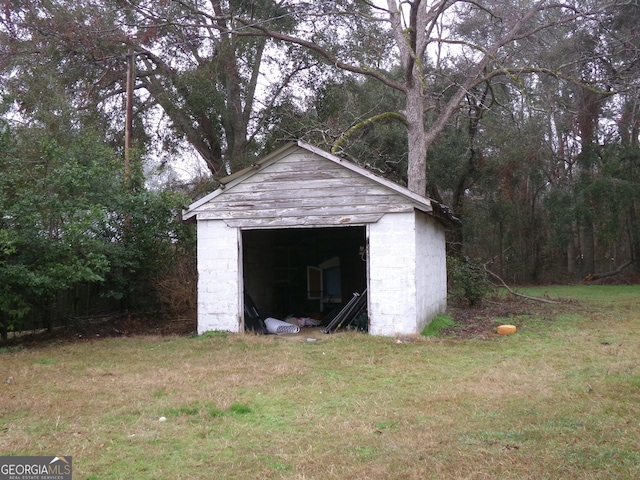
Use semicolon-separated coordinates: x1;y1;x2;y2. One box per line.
241;226;367;328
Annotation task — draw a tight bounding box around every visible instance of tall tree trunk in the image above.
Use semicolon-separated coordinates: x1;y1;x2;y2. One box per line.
390;0;547;196
406;85;427;195
1;313;7;342
387;0;429;195
579;223;596;276
567;222;577;276
576;87;603;275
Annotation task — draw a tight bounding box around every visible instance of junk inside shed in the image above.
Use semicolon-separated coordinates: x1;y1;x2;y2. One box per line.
241;226;367;332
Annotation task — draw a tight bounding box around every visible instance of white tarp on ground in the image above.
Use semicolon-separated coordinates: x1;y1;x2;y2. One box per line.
285;316;323;327
264;317;300;335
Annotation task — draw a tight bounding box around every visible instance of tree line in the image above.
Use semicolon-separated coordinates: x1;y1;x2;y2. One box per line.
1;0;639;335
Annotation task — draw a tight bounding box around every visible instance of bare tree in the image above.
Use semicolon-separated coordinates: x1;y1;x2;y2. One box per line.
3;0;632;196
0;0;316;177
161;0;621;196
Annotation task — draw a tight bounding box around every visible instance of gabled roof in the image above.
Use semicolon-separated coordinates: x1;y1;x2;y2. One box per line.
182;140;457;228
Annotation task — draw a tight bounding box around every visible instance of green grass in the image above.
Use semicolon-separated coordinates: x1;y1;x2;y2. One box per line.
1;285;639;479
421;313;455;336
515;284;640;304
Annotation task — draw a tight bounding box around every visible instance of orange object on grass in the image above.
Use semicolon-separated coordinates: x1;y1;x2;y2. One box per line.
497;324;517;335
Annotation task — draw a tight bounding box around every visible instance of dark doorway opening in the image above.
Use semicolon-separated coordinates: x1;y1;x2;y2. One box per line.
241;226;367;327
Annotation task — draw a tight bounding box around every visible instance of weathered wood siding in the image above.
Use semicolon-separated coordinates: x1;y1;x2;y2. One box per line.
195;148;421;228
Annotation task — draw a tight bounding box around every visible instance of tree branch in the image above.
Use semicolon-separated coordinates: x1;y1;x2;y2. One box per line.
484;264;561;304
584;260;634;281
331;111;408;154
232;18;407;93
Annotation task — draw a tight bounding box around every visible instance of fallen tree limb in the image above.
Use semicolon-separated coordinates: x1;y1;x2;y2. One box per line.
484;265;561;304
584;260;634;281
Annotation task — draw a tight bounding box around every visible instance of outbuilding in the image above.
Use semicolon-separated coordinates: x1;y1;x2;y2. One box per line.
183;141;452;336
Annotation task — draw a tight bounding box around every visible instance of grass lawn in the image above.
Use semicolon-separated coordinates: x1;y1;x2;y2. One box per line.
1;285;639;479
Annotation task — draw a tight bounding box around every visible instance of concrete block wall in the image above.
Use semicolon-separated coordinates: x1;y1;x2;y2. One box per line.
415;211;447;333
196;213;447;337
367;212;419;336
197;220;242;334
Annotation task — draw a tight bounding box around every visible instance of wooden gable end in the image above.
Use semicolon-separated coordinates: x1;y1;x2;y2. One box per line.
193;147;422;228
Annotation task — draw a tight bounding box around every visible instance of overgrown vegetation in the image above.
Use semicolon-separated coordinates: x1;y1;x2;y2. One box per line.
0;0;638;341
2;0;639;288
1;286;638;479
447;255;494;306
0;121;195;339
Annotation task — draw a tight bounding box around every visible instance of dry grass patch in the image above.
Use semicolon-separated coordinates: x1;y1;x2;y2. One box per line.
1;286;639;479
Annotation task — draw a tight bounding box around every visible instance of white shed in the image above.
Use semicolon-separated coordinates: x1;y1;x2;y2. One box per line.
183;141;452;336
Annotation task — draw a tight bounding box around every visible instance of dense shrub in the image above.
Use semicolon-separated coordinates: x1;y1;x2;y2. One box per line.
447;255;493;306
0;123;194;338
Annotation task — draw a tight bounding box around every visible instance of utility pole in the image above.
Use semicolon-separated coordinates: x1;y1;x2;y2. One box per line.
124;47;135;190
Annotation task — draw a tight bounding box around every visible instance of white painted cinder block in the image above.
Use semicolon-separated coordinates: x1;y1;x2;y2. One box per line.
195;212;447;337
368;212;418;336
367;211;447;336
415;211;447;333
197;220;241;334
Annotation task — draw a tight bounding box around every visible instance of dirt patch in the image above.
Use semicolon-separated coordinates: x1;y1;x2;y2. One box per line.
442;297;571;339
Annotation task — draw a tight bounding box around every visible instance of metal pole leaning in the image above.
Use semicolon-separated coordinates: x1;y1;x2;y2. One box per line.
334;290;366;332
321;291;361;334
322;289;367;334
343;290;367;330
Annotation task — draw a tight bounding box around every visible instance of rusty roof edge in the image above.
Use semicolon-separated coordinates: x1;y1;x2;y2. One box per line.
430;201;462;228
